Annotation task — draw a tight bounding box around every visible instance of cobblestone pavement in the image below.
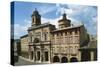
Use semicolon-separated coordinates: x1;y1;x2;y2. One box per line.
15;57;34;66
14;56;48;66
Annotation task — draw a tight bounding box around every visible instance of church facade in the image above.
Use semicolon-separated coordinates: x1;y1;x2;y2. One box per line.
20;9;97;63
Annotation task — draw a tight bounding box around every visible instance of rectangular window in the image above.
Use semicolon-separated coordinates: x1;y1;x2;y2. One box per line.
31;51;33;60
75;36;79;44
75;29;77;34
74;46;78;54
61;37;64;44
45;52;49;61
65;32;67;36
52;38;55;44
55;37;59;45
69;46;73;54
44;32;48;41
37;51;40;61
70;31;72;35
61;32;63;36
64;37;66;44
57;38;59;44
30;36;32;42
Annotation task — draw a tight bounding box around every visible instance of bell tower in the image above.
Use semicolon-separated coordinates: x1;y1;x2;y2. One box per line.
58;13;71;29
31;8;41;26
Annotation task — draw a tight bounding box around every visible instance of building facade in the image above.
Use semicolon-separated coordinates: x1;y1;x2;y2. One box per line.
20;34;28;52
20;9;97;63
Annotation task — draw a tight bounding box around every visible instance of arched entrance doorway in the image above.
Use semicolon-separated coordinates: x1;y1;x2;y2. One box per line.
70;57;78;62
53;56;60;62
61;57;68;63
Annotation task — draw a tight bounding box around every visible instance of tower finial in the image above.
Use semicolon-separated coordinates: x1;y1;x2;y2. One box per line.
35;8;37;11
63;12;66;19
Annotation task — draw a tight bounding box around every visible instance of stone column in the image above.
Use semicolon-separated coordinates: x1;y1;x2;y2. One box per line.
51;47;54;63
78;51;81;62
59;54;61;63
48;50;51;63
68;54;70;62
90;51;94;61
28;46;31;60
29;53;31;60
35;51;37;63
40;50;42;63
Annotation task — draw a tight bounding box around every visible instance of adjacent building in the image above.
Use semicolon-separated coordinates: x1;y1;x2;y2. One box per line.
20;34;28;52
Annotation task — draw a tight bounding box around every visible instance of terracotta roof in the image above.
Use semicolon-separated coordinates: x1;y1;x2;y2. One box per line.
58;19;71;22
52;24;83;32
28;23;55;31
20;34;28;38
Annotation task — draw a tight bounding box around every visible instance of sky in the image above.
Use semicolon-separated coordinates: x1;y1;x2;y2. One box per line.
12;1;97;39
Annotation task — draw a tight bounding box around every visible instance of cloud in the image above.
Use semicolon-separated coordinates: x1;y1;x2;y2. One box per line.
55;4;97;35
14;19;31;39
41;17;61;28
56;4;73;15
39;6;57;15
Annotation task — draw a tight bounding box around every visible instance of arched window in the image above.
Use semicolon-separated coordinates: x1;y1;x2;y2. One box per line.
70;57;78;62
53;56;60;62
61;57;68;63
34;38;39;43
